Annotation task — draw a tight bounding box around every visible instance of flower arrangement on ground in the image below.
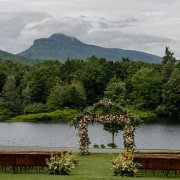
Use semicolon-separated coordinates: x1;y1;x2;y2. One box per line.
112;150;140;177
46;151;78;175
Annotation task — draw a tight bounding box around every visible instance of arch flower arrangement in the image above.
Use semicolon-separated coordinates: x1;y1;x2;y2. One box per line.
72;99;139;155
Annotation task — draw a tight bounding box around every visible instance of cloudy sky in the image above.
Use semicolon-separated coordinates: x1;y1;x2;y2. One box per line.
0;0;180;58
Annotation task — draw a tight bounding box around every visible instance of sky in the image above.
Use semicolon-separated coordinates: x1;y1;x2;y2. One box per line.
0;0;180;58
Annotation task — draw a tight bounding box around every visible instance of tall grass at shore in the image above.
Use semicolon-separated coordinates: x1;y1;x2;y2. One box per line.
7;109;79;122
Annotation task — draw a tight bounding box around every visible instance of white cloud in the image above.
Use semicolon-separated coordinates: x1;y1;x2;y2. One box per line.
0;0;179;58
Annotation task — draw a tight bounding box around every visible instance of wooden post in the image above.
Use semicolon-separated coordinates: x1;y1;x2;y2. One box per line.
167;158;169;177
13;154;16;174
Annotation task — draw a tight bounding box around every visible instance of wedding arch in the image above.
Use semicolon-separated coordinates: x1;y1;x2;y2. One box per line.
72;99;138;155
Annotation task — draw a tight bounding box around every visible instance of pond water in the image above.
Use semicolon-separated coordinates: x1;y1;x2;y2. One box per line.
0;122;179;150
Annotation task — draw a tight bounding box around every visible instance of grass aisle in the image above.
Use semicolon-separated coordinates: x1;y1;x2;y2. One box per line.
0;153;179;180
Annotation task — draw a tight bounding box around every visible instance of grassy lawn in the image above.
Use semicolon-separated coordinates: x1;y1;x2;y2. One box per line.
0;153;179;180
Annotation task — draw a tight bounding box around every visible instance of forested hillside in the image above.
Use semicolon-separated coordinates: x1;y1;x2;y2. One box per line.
0;47;179;122
0;49;39;64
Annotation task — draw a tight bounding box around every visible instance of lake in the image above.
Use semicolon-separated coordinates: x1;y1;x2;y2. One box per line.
0;122;179;150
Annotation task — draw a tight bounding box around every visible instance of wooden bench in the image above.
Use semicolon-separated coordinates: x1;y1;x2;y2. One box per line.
0;152;50;173
134;152;180;177
0;151;180;176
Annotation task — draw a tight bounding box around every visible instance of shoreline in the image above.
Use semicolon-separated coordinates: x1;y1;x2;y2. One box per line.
0;145;180;153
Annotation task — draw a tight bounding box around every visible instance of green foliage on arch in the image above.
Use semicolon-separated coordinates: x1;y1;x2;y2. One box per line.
72;99;140;155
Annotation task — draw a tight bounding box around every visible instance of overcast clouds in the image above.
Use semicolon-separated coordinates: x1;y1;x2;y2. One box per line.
0;0;180;58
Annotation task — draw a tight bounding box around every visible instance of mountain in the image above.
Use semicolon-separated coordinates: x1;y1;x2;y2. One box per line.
19;33;162;63
0;49;38;64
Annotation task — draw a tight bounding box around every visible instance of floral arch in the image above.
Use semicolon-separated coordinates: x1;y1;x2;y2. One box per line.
72;100;138;155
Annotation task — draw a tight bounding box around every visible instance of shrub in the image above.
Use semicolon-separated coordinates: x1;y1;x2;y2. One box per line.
46;151;78;175
126;107;157;122
112;150;140;177
24;103;46;114
9;109;79;122
93;144;99;148
107;142;117;149
100;144;106;148
0;108;13;115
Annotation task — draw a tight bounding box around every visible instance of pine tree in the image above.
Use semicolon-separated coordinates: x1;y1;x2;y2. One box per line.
0;75;21;112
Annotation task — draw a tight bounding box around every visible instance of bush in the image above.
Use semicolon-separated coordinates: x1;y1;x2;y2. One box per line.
93;144;99;148
126;107;157;122
9;109;79;122
23;103;46;114
112;150;140;177
107;142;117;149
46;151;78;175
100;144;106;148
0;108;13;115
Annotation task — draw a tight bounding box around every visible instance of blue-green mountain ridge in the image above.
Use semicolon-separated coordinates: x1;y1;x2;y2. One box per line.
19;33;162;63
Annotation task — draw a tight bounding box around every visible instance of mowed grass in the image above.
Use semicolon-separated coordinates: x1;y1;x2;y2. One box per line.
0;153;179;180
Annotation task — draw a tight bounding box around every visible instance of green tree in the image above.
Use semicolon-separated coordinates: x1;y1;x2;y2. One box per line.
162;47;176;64
29;66;58;103
60;59;84;83
0;72;6;92
161;47;176;83
113;60;145;82
130;67;161;109
0;75;21;112
21;81;32;113
47;82;86;110
104;77;126;106
93;100;124;146
157;68;180;119
103;122;123;145
63;82;87;109
81;56;110;104
46;84;65;111
18;61;61;104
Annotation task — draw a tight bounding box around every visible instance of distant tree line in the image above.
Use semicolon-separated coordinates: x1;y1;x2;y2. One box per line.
0;47;179;121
